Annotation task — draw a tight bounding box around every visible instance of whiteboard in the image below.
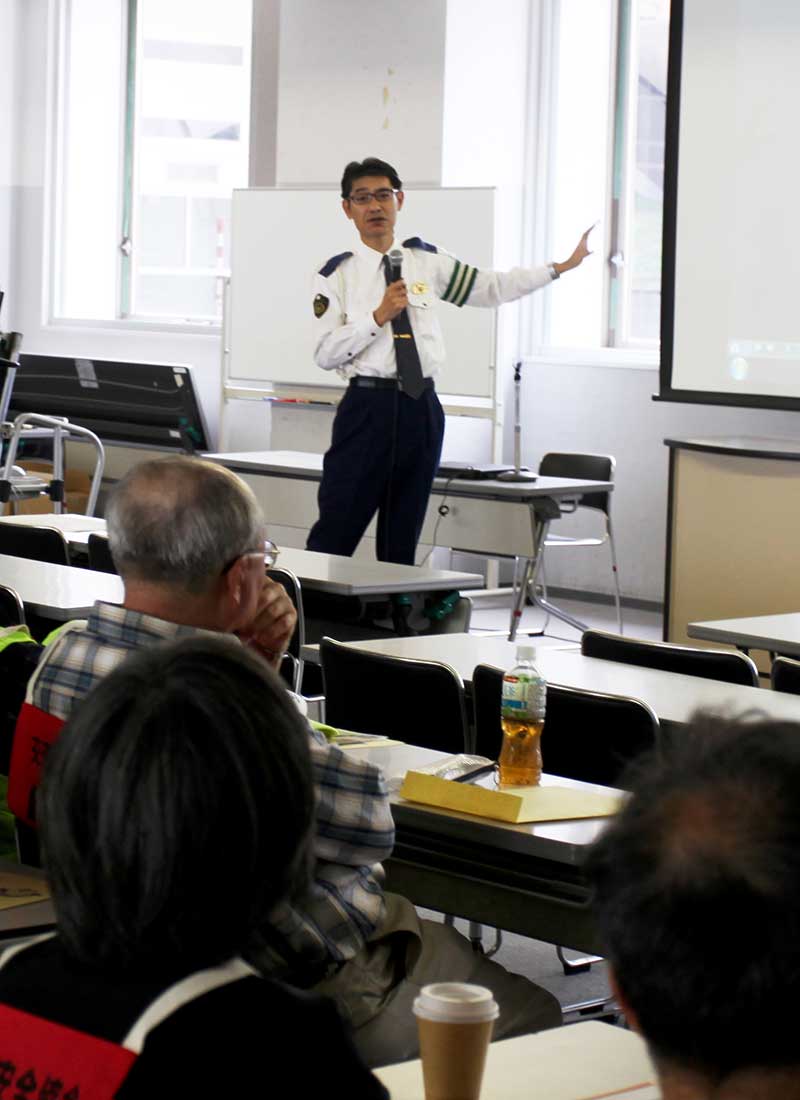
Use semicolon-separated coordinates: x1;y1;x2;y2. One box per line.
228;188;496;398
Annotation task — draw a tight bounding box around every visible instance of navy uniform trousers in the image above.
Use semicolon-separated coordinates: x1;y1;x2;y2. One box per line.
306;380;444;566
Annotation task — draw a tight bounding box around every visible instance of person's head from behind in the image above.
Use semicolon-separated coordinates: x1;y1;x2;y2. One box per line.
39;635;314;973
587;712;800;1093
106;456;267;631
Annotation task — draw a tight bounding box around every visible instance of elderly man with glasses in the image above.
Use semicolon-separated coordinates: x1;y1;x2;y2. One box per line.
307;155;593;567
31;456;295;717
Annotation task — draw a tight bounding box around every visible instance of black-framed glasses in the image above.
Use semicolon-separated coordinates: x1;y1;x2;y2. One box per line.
222;539;280;575
347;188;400;205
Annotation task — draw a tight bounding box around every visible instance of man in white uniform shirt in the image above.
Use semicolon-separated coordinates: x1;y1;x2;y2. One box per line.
306;156;592;565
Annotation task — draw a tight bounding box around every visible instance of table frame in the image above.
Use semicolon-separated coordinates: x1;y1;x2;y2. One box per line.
206;451;612;641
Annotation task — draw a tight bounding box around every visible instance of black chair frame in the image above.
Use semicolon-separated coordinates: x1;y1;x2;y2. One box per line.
320;637;470;754
581;629;759;687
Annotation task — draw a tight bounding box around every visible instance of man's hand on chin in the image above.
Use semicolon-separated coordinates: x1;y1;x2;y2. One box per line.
236;576;297;671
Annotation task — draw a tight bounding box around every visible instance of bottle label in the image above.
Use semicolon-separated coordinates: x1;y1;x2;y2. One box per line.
501;674;546;718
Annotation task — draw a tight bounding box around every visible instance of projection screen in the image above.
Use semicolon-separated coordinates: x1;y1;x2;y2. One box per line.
660;0;800;410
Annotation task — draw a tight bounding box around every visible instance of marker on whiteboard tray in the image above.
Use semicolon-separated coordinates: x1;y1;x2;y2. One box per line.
269;397;335;406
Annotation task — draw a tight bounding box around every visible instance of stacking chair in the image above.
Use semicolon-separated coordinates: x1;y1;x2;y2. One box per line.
87;532;117;573
472;664;659;787
535;453;622;633
267;566;305;694
581;629;759;687
770;655;800;695
0;583;25;626
0;523;70;566
320;637;469;753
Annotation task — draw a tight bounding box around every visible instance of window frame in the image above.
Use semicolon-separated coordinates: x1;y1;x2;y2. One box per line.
46;0;252;336
527;0;667;360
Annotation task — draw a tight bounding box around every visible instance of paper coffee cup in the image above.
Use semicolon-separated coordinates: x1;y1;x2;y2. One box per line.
413;983;499;1100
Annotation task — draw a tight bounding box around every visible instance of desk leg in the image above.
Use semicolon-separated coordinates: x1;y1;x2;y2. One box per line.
509;554;537;641
528;586;590;635
508;498;591;641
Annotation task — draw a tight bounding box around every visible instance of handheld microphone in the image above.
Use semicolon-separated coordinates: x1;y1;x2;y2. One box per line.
388;248;403;283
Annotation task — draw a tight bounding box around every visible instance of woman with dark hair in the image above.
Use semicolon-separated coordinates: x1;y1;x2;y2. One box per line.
0;636;388;1098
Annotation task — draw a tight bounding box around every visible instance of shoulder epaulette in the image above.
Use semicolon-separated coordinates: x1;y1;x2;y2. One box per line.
402;237;438;254
318;251;353;277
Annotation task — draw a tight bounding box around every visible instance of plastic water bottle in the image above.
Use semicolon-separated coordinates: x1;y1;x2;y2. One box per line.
498;645;546;787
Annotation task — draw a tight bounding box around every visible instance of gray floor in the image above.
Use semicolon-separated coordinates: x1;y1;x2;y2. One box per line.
431;592;663;1021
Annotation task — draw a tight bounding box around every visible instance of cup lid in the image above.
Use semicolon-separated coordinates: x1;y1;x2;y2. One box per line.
413;982;500;1023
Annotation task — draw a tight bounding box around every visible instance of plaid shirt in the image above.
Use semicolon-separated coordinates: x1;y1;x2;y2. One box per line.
30;602;395;966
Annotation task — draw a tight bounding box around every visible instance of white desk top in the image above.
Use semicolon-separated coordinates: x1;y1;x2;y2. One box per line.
314;633;800;730
0;554;123;618
0;531;481;596
277;546;483;596
0;513;105;533
205;450;612;503
375;1020;658;1100
0;513;106;550
688;612;800;656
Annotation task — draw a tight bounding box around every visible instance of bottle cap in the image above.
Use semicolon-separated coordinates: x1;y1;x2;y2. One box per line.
516;645;536;661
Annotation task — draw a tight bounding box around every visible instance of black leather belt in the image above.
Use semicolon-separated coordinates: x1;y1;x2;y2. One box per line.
349;376;434;392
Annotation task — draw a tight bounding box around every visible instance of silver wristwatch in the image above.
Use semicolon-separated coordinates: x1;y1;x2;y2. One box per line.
547;263;560;280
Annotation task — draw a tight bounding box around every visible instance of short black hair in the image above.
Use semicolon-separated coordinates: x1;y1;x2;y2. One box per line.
39;636;314;973
587;711;800;1078
341;157;402;198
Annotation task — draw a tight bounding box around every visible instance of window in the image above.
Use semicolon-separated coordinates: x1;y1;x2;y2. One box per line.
539;0;669;351
52;0;252;326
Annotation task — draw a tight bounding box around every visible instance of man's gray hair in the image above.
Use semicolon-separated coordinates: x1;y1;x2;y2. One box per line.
106;457;266;593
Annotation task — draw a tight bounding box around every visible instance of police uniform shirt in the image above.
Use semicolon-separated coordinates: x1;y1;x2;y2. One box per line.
312;237;554;380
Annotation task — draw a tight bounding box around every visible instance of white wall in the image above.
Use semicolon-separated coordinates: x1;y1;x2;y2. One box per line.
276;0;447;186
0;0;23;319
522;359;800;602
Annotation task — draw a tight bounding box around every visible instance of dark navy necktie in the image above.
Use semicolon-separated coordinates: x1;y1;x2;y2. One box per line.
382;254;426;399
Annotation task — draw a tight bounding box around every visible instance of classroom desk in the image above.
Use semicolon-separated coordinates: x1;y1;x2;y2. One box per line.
0;513;106;539
0;744;615;955
375;1020;658;1100
0;861;55;941
688;612;800;659
205;450;612;640
0;554;123;619
308;633;800;732
0;534;482;602
345;742;617;953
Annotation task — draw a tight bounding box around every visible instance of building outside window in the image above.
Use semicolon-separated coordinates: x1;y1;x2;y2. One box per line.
53;0;252;326
542;0;670;351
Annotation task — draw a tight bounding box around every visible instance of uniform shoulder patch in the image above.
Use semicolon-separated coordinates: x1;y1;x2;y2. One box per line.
402;237;438;254
318;251;353;277
313;293;330;318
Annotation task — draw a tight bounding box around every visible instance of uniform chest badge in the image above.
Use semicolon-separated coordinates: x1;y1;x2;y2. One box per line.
313;293;329;318
411;282;428;295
